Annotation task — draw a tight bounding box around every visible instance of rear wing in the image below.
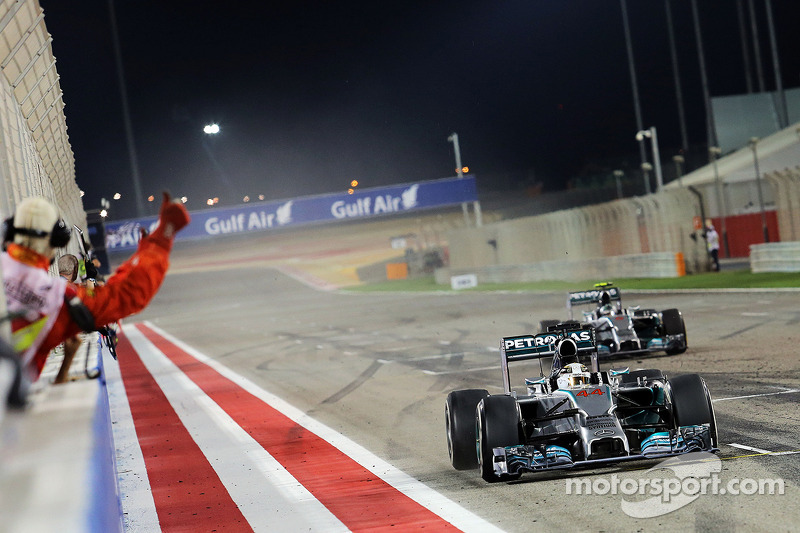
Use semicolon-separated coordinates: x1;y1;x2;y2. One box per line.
500;325;597;393
567;286;621;319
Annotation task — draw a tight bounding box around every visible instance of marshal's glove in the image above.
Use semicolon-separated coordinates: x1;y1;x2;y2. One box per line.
146;191;190;250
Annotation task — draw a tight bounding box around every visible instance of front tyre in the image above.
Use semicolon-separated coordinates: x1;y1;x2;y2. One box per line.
668;373;718;448
662;308;687;355
445;389;488;470
477;395;522;483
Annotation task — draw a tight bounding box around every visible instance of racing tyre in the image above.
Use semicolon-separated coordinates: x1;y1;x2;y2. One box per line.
445;389;489;470
661;308;687;355
539;319;560;333
619;368;665;385
477;395;522;483
668;373;718;448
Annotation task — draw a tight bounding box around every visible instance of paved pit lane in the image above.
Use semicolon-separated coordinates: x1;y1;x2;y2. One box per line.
116;229;798;532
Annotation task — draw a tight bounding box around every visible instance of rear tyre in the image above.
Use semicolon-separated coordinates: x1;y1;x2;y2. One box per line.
668;373;718;448
445;389;488;470
477;395;522;483
662;308;687;355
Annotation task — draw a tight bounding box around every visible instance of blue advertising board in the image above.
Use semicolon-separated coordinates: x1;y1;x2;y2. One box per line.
104;175;477;251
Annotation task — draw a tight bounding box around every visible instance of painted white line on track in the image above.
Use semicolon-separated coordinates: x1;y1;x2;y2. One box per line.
274;265;338;291
769;451;800;456
124;325;349;533
406;352;485;361
713;388;800;402
143;321;505;533
422;365;498;376
728;443;772;454
103;339;161;533
741;312;769;316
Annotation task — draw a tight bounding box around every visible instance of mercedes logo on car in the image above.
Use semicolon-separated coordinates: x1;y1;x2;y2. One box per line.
594;429;615;437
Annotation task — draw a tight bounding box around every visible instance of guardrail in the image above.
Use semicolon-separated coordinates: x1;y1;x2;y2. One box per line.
446;188;707;276
750;241;800;273
766;166;800;243
436;251;685;284
0;0;84;237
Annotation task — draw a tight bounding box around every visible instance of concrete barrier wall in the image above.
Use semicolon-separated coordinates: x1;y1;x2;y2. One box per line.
766;166;800;242
436;251;684;284
750;241;800;272
445;189;706;282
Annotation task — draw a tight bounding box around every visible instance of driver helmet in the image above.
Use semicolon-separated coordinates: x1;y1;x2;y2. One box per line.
597;291;615;316
556;362;591;388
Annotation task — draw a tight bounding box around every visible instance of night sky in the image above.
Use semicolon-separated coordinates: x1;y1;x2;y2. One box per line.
39;1;800;220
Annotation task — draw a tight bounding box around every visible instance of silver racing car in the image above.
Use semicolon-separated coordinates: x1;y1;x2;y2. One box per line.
445;322;717;483
539;283;687;357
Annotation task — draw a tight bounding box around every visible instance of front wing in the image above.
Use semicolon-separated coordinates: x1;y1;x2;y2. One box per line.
597;334;686;357
493;425;714;477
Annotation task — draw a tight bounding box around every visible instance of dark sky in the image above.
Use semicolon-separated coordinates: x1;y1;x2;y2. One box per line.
40;1;800;220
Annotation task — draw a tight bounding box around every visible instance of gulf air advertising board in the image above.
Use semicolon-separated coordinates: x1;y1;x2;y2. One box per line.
104;176;477;251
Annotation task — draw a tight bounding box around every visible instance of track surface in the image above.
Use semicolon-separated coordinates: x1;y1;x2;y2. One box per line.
116;224;799;532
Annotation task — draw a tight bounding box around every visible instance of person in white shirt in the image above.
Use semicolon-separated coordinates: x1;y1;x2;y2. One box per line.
705;219;720;272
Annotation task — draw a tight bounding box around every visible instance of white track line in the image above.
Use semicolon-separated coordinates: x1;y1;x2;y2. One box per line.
104;341;161;533
422;365;498;376
713;389;800;402
728;443;772;454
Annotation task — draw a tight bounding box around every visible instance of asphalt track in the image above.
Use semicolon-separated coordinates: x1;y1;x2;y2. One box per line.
112;218;799;532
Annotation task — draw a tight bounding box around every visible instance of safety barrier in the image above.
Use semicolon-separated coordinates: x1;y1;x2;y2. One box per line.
437;251;684;284
750;241;800;273
444;188;706;282
765;166;800;243
0;0;84;253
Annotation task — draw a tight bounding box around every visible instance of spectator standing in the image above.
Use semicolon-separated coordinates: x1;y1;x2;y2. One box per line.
706;219;720;272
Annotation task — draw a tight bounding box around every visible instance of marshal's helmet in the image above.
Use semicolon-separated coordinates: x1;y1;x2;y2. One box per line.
3;197;70;258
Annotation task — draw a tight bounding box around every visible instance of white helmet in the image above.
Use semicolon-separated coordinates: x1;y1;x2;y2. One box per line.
4;197;70;258
557;362;591;388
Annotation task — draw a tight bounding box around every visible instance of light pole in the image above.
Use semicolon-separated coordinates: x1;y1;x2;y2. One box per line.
613;170;624;199
672;155;685;187
109;0;145;217
709;146;729;257
447;133;482;226
641;162;653;196
620;0;649;195
748;137;769;242
202;123;232;200
636;127;663;193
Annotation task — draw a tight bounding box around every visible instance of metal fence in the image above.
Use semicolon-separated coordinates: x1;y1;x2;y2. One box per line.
0;0;84;255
